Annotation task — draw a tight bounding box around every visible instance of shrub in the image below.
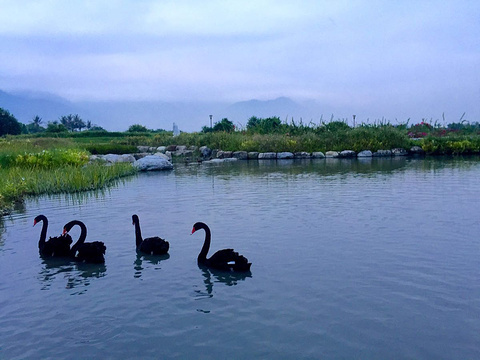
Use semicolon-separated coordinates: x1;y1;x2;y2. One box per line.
128;124;149;132
0;108;22;136
246;116;282;134
14;149;89;168
84;143;138;155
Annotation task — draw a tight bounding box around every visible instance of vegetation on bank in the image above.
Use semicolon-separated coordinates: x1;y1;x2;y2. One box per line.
1;105;480;215
0;137;136;214
2;106;479;155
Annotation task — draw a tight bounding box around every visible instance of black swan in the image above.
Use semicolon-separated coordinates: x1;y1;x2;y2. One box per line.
132;214;169;255
191;222;251;272
34;215;72;257
63;220;106;264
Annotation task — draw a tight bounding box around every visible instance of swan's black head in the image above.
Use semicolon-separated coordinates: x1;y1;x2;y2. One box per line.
63;220;84;235
33;214;46;226
132;214;139;225
191;222;207;234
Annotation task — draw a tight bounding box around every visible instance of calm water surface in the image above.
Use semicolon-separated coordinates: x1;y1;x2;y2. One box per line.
1;157;479;359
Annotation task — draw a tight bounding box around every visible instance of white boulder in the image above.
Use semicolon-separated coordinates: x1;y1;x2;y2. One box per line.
134;155;173;171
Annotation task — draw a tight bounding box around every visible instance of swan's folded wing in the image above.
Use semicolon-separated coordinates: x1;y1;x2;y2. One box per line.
209;248;236;263
140;237;169;254
42;234;73;256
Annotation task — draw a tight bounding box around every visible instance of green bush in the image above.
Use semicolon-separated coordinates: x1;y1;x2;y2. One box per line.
128;124;149;132
0;108;22;136
246;116;282;134
83;143;138;155
14;149;89;168
419;136;480;155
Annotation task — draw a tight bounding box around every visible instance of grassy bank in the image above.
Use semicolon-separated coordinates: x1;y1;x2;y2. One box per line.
0;138;137;215
13;119;480;155
2;120;480;214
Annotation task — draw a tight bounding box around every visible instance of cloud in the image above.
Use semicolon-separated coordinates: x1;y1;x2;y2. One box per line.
0;0;478;120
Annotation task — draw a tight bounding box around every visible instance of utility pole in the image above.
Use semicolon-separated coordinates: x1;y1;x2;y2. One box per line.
209;115;213;128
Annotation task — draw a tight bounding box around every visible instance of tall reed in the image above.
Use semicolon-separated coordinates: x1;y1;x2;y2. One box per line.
0;163;136;214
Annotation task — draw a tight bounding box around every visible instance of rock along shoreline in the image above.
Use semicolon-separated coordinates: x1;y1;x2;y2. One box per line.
91;145;426;171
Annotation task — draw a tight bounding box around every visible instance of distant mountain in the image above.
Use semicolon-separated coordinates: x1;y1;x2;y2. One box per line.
0;90;77;124
0;89;349;132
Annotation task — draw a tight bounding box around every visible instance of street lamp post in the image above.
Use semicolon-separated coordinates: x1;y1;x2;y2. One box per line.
209;115;213;128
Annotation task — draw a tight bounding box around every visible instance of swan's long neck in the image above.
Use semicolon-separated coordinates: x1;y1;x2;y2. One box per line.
38;216;48;249
198;224;211;263
133;218;143;247
70;221;87;254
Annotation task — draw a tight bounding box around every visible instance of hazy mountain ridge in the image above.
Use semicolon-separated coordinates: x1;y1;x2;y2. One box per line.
0;90;338;132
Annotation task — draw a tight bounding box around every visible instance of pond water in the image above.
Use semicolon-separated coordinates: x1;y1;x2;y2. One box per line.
1;157;479;359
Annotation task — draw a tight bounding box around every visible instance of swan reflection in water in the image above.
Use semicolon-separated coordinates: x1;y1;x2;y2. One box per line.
134;253;170;278
38;258;106;293
194;264;252;300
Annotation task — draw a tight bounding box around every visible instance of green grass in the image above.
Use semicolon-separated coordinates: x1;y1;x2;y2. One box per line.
2;118;480;214
0;163;136;214
146;125;413;153
0;137;138;215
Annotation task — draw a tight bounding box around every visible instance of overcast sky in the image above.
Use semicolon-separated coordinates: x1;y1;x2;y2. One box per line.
1;0;479;122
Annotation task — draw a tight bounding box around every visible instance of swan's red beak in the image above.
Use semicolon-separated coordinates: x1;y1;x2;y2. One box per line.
33;220;37;226
62;228;67;235
191;227;196;235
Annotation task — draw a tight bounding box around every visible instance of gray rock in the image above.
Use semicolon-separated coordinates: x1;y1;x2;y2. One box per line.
217;150;233;159
357;150;373;157
188;145;198;151
173;147;192;156
312;152;325;158
258;152;277;159
153;152;171;160
182;150;194;157
232;151;248;160
148;147;157;152
294;152;311;158
137;146;150;153
103;154;136;163
325;151;339;158
373;149;392;157
339;150;356;158
277;152;294;159
248;152;259;159
199;146;212;158
410;146;425;155
165;145;177;152
392;148;408;156
134;155;173;171
156;146;166;153
133;152;149;160
204;158;238;164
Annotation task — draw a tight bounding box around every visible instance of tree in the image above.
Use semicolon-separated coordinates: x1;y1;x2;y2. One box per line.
201;125;214;133
27;115;45;133
246;116;261;129
59;114;86;131
246;116;281;134
46;121;68;133
212;118;235;132
128;124;149;132
0;107;22;136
